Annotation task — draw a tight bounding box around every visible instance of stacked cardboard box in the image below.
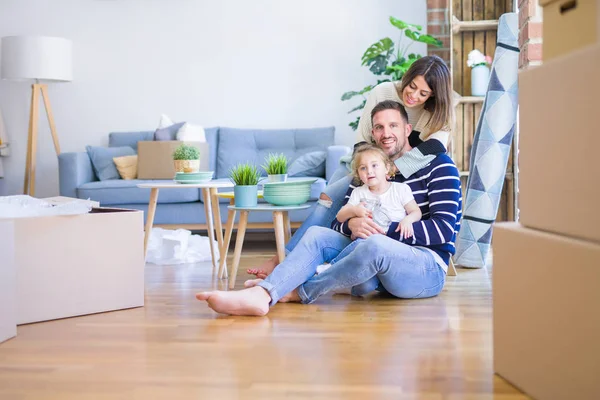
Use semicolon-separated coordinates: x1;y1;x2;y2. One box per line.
493;6;600;398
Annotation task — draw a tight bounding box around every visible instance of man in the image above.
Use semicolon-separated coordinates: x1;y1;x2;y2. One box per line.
196;100;462;315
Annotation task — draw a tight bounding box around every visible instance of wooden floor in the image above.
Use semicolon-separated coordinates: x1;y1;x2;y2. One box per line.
0;239;527;400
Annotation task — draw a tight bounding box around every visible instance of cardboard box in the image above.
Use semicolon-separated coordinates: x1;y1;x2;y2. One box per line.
6;207;145;325
542;0;599;60
43;196;100;208
137;141;209;179
493;223;600;400
519;44;600;244
0;220;17;343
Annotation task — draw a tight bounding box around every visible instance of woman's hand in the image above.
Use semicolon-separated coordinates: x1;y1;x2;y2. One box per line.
348;216;385;239
396;219;414;240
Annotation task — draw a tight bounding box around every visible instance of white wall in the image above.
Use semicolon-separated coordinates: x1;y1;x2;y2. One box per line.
0;0;426;197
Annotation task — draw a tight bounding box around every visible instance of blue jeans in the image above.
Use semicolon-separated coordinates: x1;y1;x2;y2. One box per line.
258;226;446;305
284;173;352;253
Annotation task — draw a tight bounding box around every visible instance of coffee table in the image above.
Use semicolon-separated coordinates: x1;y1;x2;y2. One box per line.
137;181;234;268
220;203;311;288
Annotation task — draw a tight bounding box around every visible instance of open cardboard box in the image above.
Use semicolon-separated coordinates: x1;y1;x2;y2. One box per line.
0;220;16;343
2;206;145;326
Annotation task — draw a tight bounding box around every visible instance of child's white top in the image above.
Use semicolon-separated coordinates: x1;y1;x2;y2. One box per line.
348;182;414;222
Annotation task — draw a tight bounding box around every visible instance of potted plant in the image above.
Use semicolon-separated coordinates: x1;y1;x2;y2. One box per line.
262;153;289;182
467;49;493;96
229;162;261;207
173;144;200;173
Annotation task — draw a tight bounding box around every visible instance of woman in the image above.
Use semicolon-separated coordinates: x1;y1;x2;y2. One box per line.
248;55;455;278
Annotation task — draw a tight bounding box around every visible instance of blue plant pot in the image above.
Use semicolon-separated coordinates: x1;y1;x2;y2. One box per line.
234;185;258;207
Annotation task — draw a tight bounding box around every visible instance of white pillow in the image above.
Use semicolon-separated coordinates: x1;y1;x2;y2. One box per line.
176;122;206;142
157;114;175;129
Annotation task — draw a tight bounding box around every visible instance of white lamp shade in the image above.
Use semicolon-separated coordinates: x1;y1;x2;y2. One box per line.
1;36;72;82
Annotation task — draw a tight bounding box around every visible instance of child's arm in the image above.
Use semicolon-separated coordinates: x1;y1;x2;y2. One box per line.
395;200;422;239
336;203;370;223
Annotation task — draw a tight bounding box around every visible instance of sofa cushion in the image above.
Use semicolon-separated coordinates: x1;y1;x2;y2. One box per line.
288;151;327;177
78;179;200;205
109;131;154;152
202;177;327;204
154;122;185;141
216;127;334;179
86;146;136;181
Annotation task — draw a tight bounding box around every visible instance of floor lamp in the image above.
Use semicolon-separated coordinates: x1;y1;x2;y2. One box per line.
1;36;72;196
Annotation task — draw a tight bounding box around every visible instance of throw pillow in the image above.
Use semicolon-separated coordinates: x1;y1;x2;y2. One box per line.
288;151;327;177
176;122;206;142
154;122;185;141
86;145;136;181
157;114;175;129
113;155;138;180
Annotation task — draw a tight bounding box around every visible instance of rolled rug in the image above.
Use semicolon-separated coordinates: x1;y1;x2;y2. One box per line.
454;12;519;268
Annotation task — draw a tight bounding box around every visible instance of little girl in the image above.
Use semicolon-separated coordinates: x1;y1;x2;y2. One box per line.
316;143;421;274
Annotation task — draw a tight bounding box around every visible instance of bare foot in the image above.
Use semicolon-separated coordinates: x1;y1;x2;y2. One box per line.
195;287;271;316
279;288;301;303
244;278;263;288
247;255;279;278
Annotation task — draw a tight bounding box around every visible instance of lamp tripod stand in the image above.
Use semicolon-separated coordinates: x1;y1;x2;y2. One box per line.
23;82;61;196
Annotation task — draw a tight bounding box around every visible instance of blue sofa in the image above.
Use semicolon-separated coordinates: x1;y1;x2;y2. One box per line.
58;126;351;227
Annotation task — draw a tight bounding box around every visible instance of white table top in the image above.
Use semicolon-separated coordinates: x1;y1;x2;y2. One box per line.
137;181;234;189
228;203;311;211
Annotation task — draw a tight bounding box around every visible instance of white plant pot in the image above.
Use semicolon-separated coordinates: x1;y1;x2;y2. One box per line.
267;174;288;182
471;65;490;97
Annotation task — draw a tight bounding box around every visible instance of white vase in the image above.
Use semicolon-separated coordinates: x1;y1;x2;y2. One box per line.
471;65;490;97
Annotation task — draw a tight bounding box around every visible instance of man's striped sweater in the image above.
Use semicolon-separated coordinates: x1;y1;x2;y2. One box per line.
331;154;462;270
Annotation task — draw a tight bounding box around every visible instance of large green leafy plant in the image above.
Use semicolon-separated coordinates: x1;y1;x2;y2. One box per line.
342;17;443;130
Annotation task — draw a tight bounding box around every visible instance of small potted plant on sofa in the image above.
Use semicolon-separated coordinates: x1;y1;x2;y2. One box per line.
262;153;289;182
173;144;200;173
230;162;261;207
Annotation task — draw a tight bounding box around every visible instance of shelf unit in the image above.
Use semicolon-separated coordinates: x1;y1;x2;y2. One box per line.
449;0;517;222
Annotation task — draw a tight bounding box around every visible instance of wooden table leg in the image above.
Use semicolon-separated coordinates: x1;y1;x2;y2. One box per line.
229;210;249;289
202;188;217;269
218;199;236;279
448;258;458;276
282;211;291;243
210;188;225;270
143;188;159;257
272;211;286;263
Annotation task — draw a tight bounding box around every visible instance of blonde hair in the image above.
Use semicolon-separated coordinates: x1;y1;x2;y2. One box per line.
398;55;455;138
350;143;394;183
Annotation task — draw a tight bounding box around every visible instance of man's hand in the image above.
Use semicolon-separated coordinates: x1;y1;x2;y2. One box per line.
347;216;385;239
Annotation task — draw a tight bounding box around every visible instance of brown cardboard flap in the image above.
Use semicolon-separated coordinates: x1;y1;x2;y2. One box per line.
137;141;210;179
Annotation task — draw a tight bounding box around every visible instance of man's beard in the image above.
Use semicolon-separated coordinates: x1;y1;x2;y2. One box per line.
377;137;405;160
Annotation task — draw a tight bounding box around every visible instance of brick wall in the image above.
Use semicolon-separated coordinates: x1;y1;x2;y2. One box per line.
518;0;543;68
427;0;451;63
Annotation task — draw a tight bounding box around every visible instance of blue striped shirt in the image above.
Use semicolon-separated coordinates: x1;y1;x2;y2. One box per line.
331;154;462;266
